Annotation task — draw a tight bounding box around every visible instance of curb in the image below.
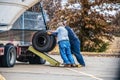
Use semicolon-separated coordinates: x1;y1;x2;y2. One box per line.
82;52;120;57
49;52;120;57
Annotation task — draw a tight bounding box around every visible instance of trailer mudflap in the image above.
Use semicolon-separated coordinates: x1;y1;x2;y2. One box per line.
0;47;4;56
28;46;60;67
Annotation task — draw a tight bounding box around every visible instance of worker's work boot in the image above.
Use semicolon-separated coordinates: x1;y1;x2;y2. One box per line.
64;64;71;67
71;64;78;67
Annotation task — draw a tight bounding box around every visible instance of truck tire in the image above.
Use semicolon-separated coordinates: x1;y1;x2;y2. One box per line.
0;44;4;67
0;56;2;67
32;30;56;52
47;35;56;51
29;55;46;64
2;45;16;67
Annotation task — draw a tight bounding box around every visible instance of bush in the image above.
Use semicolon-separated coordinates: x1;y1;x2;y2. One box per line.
81;41;109;52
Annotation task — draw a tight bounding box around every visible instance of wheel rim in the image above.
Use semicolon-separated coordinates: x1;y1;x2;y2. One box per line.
37;36;47;47
9;48;16;65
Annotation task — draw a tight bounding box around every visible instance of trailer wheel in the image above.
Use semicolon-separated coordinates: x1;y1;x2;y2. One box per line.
0;44;4;67
0;56;2;67
29;55;46;64
2;45;16;67
32;30;56;52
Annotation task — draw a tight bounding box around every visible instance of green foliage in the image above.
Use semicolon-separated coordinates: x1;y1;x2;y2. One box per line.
81;41;109;52
98;42;109;52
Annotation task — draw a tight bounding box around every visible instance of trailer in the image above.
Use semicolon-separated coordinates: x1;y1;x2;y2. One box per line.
0;0;57;67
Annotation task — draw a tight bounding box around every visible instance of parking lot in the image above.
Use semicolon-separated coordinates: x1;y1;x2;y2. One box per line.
0;55;120;80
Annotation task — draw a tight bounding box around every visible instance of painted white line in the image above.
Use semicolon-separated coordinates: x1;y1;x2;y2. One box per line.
66;68;103;80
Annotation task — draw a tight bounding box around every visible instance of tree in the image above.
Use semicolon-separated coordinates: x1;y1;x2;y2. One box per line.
42;0;62;19
42;0;120;52
111;12;120;36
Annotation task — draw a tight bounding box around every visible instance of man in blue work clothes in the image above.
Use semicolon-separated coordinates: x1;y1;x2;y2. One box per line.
64;22;85;66
48;22;76;67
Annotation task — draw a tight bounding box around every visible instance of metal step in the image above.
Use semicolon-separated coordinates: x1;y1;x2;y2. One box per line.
28;46;60;67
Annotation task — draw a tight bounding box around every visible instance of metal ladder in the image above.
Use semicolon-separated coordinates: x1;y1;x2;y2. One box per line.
28;46;60;67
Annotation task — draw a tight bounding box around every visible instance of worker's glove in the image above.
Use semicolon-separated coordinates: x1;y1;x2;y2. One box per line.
46;30;52;35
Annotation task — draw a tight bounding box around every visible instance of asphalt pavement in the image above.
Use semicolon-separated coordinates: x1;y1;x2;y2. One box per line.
0;55;120;80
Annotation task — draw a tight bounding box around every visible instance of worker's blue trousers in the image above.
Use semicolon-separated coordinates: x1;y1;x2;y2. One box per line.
71;40;85;66
58;40;75;64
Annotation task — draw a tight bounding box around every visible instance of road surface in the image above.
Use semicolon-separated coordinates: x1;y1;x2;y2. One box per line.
0;55;120;80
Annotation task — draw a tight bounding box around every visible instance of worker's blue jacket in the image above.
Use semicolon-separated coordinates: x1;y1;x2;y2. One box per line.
65;26;80;44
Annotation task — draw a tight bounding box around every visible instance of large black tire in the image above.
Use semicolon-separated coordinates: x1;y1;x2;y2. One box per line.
0;44;4;67
2;45;16;67
47;35;56;51
0;56;2;67
32;30;56;52
29;55;46;64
